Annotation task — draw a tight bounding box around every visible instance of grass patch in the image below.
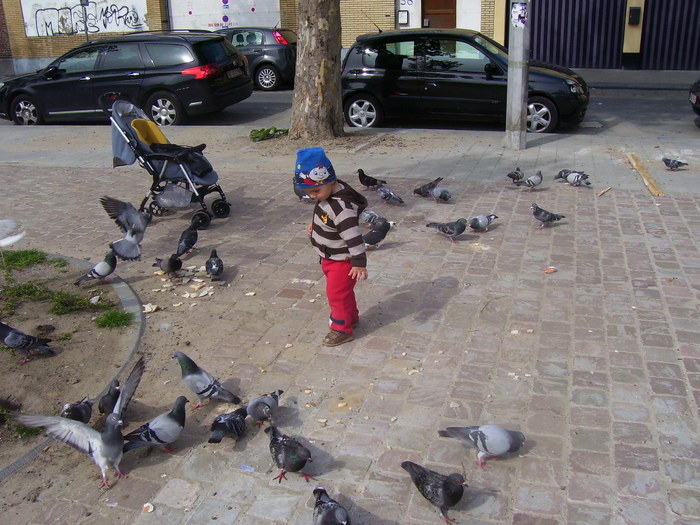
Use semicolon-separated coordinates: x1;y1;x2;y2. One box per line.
0;249;46;271
94;309;133;328
1;281;112;316
49;291;92;315
0;406;43;439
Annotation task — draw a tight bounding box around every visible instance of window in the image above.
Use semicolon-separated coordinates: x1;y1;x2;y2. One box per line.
145;44;195;68
363;40;417;71
424;39;491;73
99;43;143;70
56;47;100;74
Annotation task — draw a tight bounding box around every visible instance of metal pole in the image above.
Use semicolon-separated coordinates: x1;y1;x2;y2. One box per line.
504;1;530;150
81;0;89;42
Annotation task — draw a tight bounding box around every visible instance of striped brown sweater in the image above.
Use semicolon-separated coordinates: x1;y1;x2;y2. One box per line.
309;180;368;267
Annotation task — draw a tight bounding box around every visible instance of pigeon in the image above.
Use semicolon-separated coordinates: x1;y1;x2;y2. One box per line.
74;251;117;286
438;425;526;469
377;185;404;205
174;351;241;410
99;379;120;415
205;249;224;281
413;177;444;197
153;254;182;277
362;218;391;249
516;170;543;191
100;196;150;244
0;321;54;365
401;461;467;524
109;226;141;261
293;177;312;201
0;219;25;248
662;157;688;171
176;225;198;256
506;166;524;184
122;396;188;453
359;209;385;228
468;214;498;233
426;218;467;242
554;168;575;181
357;168;386;190
313;487;351;525
565;171;591;186
430;187;452;203
60;396;94;424
531;202;565;229
266;425;315;483
17;412;126;487
208;406;248;443
247;389;284;426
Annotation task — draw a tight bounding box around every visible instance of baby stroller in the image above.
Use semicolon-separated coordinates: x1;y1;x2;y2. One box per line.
109;99;230;229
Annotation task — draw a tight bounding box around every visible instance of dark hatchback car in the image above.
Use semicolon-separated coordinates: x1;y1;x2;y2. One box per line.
0;31;252;126
216;27;297;91
689;78;700;117
341;29;589;132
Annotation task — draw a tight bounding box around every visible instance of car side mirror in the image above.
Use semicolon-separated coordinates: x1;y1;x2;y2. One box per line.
484;62;501;76
44;65;59;79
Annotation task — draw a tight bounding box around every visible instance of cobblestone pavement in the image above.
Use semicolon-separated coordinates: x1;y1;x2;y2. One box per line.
0;125;699;524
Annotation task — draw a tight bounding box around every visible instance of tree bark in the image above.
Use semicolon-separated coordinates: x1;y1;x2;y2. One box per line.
289;0;344;140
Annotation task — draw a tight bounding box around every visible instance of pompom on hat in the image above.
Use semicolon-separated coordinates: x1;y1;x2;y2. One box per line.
294;147;336;189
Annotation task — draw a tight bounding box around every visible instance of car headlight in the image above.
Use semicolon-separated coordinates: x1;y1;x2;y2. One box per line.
565;78;582;95
0;81;4;90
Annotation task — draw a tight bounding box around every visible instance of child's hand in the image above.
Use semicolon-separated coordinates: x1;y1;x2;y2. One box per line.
307;223;313;237
349;266;368;281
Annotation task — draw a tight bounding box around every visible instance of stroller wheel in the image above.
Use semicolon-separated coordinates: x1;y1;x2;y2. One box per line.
191;211;211;230
149;202;168;216
212;199;231;218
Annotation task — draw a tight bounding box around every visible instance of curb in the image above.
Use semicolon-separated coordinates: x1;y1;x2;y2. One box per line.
0;255;145;481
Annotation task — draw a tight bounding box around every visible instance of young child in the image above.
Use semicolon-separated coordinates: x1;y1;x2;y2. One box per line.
295;147;368;347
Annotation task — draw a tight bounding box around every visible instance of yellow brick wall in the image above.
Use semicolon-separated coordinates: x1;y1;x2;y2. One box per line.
481;0;495;38
2;0;167;60
279;0;298;31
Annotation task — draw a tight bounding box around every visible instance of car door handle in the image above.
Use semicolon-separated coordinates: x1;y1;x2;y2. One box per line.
128;72;140;76
424;82;437;89
79;76;91;81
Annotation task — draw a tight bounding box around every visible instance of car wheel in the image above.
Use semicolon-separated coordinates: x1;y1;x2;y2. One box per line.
526;96;558;133
146;91;184;126
11;95;43;125
344;94;384;128
255;64;281;90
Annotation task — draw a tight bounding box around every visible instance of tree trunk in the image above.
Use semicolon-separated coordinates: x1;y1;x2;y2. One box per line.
289;0;344;140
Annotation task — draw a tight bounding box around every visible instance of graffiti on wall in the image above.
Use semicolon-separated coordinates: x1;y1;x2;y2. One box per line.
21;0;148;37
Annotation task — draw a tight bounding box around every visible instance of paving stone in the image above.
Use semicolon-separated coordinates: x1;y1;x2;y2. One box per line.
513;483;564;515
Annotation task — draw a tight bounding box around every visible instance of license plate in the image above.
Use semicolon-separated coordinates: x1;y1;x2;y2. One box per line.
227;69;241;79
691;93;698;104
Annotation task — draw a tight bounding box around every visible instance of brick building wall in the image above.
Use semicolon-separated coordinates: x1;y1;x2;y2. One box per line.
0;1;10;58
481;0;495;38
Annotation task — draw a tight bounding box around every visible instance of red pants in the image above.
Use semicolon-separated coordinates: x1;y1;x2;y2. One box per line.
321;258;359;334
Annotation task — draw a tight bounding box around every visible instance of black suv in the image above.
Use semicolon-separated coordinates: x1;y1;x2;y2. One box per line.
341;29;589;132
216;27;297;91
0;30;252;126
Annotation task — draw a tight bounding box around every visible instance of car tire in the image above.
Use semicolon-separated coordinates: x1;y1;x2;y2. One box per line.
255;64;281;90
11;95;43;125
146;91;184;126
526;96;558;133
344;94;384;128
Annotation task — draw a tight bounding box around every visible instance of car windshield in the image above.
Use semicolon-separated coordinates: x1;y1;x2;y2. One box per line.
473;34;508;60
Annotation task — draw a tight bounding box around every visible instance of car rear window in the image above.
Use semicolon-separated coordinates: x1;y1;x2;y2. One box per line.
145;44;195;67
363;40;417;70
195;40;240;64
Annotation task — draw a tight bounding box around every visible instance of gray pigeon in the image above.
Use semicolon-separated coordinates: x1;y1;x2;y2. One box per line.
413;177;444;197
205;249;224;281
516;170;543;191
662;157;688;171
565;171;591;186
176;225;198;256
554;168;574;181
401;460;466;523
430;186;452;203
531;202;565;229
0;321;54;364
109;226;141;261
74;251;117;286
60;396;94;424
100;196;150;244
265;425;315;483
426;218;467;242
507;167;524;184
357;169;386;190
362;219;391;249
112;356;146;420
359;209;385;228
313;487;351;525
468;214;498;233
123;396;188;453
438;425;526;469
208;406;248;443
16;412;126;487
247;389;284;426
99;379;120;415
377;185;404;205
174;351;241;410
153;254;182;277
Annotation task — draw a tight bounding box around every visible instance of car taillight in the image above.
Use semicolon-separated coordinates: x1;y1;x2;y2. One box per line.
181;64;221;79
272;30;289;46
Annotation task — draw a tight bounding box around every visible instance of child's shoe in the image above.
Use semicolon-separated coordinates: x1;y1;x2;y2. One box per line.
322;330;354;347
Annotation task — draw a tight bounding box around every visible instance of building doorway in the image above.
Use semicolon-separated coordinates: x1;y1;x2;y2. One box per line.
422;0;456;28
